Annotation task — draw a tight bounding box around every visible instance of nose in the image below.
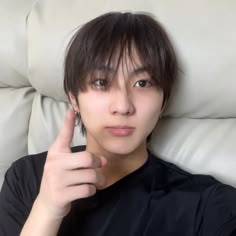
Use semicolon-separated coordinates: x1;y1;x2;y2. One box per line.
110;89;135;116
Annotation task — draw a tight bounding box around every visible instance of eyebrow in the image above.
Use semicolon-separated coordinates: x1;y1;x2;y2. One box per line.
129;67;149;77
94;65;149;76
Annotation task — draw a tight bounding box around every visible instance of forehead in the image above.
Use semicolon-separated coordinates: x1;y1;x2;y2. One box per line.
94;46;145;73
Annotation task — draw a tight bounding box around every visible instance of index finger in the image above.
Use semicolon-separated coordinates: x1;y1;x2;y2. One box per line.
53;109;76;153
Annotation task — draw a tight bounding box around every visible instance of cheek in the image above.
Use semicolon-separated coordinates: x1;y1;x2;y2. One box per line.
137;94;163;127
143;104;161;124
138;92;163;115
78;94;108;126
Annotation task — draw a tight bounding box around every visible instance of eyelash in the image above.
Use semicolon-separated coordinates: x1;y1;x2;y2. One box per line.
91;79;109;90
91;78;153;90
134;80;153;88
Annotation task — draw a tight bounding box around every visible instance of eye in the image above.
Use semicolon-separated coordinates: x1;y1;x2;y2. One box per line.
134;80;152;88
92;79;108;89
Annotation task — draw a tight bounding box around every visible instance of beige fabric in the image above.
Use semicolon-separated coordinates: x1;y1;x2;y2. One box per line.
0;0;235;188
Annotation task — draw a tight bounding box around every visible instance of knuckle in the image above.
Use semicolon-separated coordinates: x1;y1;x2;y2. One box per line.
44;158;58;173
83;154;94;167
42;164;63;189
79;152;101;168
88;169;98;182
80;184;96;197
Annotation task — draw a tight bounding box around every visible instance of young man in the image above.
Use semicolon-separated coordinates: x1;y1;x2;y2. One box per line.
0;12;236;236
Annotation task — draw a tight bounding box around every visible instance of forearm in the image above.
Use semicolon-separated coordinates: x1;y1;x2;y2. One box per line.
20;198;63;236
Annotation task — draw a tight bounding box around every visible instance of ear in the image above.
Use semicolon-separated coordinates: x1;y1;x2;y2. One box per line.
68;92;79;112
160;99;167;114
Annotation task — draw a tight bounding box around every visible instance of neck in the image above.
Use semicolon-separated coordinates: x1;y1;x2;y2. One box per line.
85;140;148;189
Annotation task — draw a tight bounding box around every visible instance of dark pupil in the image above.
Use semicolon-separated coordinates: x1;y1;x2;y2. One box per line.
99;79;107;86
139;81;146;87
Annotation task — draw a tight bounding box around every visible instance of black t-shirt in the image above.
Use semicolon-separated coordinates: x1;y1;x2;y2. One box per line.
0;145;236;236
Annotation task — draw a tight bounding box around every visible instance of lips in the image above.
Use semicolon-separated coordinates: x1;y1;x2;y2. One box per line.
106;126;135;136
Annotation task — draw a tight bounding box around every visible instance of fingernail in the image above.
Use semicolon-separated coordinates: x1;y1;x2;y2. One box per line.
97;175;106;188
100;156;107;167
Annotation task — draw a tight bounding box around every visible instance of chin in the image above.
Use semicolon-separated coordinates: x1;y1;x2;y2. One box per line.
86;129;148;156
101;139;145;157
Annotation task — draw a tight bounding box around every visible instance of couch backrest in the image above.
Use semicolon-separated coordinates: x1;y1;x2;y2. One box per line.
0;0;236;188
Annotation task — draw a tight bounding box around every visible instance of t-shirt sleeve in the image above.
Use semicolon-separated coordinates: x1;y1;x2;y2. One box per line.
0;162;33;236
202;183;236;236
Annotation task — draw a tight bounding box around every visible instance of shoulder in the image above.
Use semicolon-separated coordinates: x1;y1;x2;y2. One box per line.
148;151;236;235
148;150;219;193
201;183;236;235
9;145;85;172
3;150;48;196
0;145;86;235
208;183;236;213
3;145;86;196
9;144;85;171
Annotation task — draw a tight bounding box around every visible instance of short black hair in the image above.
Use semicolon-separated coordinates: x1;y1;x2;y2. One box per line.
64;11;178;138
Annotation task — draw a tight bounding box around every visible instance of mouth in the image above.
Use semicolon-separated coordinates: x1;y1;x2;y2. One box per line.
106;126;135;136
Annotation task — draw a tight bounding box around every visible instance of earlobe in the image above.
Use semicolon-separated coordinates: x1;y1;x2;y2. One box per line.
160;103;166;114
68;92;79;112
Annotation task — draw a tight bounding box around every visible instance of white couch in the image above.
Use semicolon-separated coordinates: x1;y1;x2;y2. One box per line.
0;0;236;189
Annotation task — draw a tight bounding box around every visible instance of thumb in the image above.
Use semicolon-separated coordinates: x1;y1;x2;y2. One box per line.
53;109;75;153
99;156;108;167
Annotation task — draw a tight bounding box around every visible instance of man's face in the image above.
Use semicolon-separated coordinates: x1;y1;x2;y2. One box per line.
70;51;163;157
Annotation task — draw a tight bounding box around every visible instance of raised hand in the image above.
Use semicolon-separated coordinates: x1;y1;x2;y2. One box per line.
36;109;107;219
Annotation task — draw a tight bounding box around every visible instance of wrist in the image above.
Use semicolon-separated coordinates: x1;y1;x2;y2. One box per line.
20;197;65;236
33;196;69;221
